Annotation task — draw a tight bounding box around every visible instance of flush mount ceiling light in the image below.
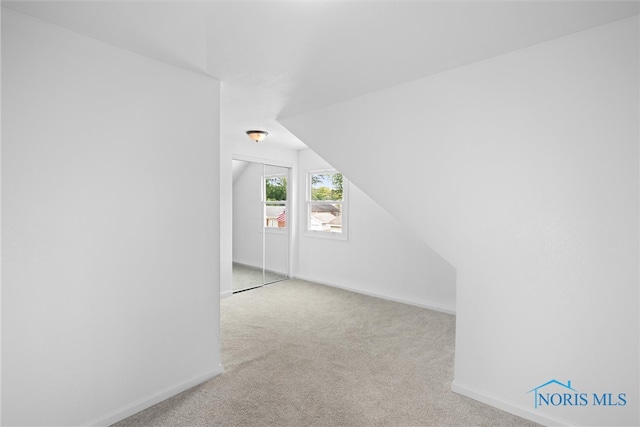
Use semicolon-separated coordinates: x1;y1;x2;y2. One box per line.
246;130;268;143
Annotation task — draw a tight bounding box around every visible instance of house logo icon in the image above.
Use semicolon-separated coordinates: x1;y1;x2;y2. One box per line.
527;379;579;409
527;379;627;408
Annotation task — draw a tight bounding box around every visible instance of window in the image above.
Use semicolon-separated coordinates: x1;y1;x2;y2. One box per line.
307;170;347;236
264;174;287;229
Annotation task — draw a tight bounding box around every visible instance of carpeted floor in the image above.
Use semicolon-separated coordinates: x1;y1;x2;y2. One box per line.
113;279;539;426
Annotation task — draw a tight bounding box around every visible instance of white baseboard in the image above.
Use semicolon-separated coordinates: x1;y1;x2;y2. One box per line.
221;290;233;299
88;365;224;426
451;380;574;426
293;275;456;315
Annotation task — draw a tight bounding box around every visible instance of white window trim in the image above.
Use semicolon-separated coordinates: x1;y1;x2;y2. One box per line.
304;169;348;241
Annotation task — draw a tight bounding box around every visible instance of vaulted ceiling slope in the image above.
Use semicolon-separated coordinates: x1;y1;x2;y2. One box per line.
4;1;639;150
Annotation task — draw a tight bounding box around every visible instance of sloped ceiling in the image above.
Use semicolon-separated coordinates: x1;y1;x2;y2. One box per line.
4;1;639;150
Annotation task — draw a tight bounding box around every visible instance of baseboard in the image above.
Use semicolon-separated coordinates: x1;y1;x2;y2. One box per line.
88;365;224;426
221;290;233;299
293;275;456;315
451;380;574;426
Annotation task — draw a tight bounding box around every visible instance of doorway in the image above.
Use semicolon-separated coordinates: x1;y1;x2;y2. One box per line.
232;159;290;292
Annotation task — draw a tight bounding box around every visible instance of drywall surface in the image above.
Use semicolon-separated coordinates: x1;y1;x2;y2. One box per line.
2;10;221;426
281;17;639;426
296;149;456;313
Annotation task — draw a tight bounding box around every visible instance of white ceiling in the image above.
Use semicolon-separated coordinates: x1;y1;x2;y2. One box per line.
4;1;639;150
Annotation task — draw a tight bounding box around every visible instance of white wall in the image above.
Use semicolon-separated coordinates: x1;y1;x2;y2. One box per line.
295;149;456;313
1;10;221;426
229;147;455;310
281;17;639;427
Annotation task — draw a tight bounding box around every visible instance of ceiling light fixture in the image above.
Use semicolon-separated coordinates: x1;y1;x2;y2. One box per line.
246;130;268;143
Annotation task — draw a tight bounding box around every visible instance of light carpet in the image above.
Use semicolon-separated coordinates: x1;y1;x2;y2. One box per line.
113;279;539;426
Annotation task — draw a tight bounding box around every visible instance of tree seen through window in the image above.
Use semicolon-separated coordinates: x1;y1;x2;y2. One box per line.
265;175;287;228
308;172;344;233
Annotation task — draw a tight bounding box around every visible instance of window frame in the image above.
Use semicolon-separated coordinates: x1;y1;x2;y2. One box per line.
305;169;348;240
